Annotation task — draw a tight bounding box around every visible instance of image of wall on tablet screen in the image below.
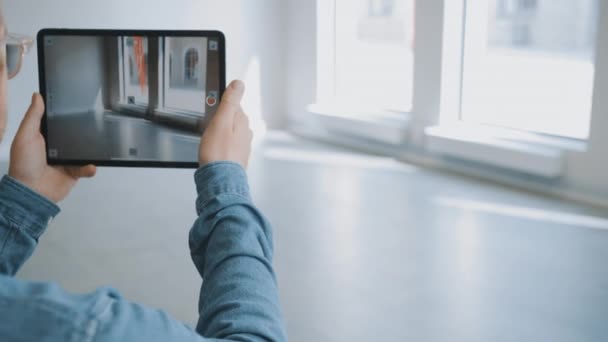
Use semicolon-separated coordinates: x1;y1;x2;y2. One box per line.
43;33;222;163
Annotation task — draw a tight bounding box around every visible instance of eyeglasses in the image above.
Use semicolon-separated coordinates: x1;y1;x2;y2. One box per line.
2;33;34;80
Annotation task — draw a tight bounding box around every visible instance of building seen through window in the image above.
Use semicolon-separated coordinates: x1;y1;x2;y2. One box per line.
489;0;598;58
166;38;205;91
461;0;600;139
334;0;415;113
184;48;200;86
368;0;396;17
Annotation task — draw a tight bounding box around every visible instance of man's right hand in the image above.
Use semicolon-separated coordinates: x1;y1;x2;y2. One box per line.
8;93;96;204
199;80;253;168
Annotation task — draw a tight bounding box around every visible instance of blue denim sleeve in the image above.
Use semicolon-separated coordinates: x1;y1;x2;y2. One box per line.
0;175;60;276
190;162;287;341
0;163;286;342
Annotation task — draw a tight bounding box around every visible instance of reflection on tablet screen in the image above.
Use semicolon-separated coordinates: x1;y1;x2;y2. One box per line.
41;32;223;165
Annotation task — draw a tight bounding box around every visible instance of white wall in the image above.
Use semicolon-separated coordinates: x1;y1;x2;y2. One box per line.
1;0;286;157
44;36;107;116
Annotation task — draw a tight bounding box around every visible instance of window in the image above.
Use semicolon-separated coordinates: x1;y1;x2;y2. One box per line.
311;0;608;183
461;0;600;140
334;0;416;113
162;38;207;114
122;36;149;106
128;53;148;86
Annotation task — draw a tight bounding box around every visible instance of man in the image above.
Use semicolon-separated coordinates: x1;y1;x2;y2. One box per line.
0;9;286;342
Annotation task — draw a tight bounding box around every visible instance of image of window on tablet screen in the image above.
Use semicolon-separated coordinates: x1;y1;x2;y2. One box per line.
38;30;226;168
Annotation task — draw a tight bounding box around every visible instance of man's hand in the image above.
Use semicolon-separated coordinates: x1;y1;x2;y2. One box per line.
8;93;96;203
199;80;253;168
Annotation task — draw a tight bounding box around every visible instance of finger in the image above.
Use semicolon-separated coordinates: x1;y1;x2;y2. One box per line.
65;165;97;179
79;165;97;178
16;93;45;139
213;80;245;127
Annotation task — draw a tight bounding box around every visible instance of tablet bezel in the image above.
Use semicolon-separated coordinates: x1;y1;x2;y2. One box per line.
38;28;226;169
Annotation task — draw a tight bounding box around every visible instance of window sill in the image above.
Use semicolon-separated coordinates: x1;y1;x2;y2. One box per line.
425;125;565;178
306;103;411;145
154;108;204;119
114;103;148;116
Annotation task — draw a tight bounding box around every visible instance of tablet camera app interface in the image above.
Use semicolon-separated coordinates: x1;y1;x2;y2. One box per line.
42;34;222;163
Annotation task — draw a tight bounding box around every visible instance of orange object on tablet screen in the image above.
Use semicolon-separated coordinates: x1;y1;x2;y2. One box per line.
134;36;146;93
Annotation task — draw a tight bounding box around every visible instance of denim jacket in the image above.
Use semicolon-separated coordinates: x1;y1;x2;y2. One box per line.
0;162;287;341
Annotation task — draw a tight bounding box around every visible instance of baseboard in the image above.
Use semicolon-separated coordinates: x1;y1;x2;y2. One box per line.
287;123;608;210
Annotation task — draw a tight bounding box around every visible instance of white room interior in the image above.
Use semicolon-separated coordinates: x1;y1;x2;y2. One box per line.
2;0;608;341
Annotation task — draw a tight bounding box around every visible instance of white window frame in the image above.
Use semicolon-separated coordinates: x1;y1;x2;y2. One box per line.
436;0;594;145
309;0;606;179
428;0;602;177
308;0;412;146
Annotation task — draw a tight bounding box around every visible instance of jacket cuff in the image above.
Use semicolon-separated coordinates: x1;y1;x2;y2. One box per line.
0;175;60;237
194;162;251;214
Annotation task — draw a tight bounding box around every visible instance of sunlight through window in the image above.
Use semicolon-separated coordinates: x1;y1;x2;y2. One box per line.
461;0;599;139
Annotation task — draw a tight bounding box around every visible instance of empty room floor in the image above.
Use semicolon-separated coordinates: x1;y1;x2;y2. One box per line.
8;133;608;341
47;112;199;161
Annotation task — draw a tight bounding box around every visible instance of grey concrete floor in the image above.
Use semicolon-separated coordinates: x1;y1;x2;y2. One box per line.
47;111;200;162
5;132;608;341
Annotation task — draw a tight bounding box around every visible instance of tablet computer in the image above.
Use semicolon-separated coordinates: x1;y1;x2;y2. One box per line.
37;29;226;168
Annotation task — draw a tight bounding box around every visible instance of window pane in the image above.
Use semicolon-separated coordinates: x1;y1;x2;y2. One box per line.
462;0;599;139
163;37;208;114
123;36;149;105
335;0;415;112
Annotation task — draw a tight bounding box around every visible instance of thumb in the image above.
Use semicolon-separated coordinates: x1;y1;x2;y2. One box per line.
65;165;97;179
212;80;245;127
16;93;45;139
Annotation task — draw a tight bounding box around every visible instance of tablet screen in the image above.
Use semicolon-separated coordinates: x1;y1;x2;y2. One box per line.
38;30;225;168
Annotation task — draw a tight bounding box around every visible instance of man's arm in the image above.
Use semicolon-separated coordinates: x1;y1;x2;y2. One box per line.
190;162;286;341
0;82;286;341
0;92;96;276
190;80;286;341
0;162;286;342
0;175;59;276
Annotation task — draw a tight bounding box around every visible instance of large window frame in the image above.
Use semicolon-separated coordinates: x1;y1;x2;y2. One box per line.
310;0;606;179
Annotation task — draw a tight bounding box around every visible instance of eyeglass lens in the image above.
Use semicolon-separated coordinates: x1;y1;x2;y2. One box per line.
6;44;21;77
